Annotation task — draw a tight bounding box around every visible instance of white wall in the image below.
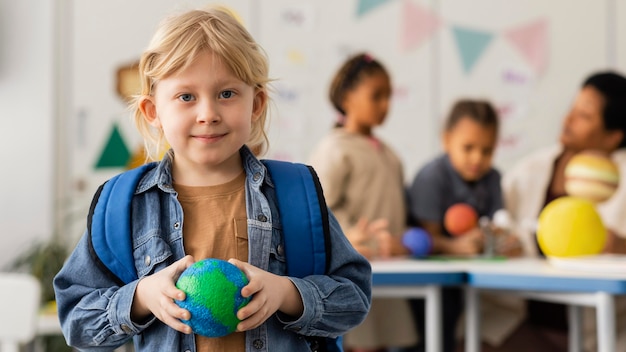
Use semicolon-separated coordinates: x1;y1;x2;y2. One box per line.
0;0;55;268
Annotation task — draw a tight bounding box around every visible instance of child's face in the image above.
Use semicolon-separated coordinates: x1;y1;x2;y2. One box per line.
444;116;497;182
559;86;620;152
140;51;265;175
342;71;391;134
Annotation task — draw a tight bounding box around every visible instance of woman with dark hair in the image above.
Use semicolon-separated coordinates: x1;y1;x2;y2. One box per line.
507;71;626;256
481;71;626;351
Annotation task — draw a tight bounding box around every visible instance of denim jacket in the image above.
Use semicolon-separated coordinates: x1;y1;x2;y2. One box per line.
53;146;372;352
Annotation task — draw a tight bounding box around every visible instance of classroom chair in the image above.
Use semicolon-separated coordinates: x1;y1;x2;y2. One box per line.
0;273;41;352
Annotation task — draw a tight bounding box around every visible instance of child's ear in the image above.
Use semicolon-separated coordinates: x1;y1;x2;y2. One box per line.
251;88;267;122
139;96;160;127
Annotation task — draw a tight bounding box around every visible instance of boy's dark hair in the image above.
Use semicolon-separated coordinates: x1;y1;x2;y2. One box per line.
444;99;499;133
583;71;626;148
329;53;389;117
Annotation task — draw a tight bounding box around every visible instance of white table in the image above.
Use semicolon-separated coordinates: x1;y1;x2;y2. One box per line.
370;259;466;352
370;256;626;352
464;257;626;352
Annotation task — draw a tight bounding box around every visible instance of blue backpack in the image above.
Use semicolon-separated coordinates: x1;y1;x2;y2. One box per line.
86;160;341;352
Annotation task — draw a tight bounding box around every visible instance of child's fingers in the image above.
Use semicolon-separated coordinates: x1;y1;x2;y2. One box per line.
172;256;195;277
228;259;260;298
374;230;392;258
368;218;389;234
165;285;186;301
164;314;193;334
355;217;369;233
228;258;252;280
236;294;269;331
168;302;190;321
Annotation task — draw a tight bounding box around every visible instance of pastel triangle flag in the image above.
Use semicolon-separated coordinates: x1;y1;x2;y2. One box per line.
452;26;494;74
506;18;549;75
400;0;441;52
357;0;392;17
95;123;131;169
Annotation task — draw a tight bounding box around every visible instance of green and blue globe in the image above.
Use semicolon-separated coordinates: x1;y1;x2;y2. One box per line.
175;258;250;337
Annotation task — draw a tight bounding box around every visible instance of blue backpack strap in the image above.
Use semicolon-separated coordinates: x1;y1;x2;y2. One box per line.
87;163;157;285
262;160;330;277
262;160;342;352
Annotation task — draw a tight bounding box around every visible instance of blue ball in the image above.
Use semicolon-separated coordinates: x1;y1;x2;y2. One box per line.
402;227;432;257
175;258;250;337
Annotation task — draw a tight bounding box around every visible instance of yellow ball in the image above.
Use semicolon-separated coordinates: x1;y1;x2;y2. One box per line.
537;197;606;257
564;150;619;203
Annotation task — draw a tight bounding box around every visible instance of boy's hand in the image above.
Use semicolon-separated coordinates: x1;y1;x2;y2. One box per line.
228;258;304;332
132;255;195;334
496;233;523;257
446;227;484;255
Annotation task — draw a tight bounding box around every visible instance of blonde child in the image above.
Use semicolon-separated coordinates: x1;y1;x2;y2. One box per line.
407;99;520;352
309;53;417;352
53;8;371;352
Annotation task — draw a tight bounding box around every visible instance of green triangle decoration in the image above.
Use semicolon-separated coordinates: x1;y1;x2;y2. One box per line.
95;123;131;169
452;26;494;74
357;0;392;17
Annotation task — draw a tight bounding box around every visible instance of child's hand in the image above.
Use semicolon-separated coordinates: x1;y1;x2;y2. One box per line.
132;255;195;334
346;218;392;259
496;233;523;257
228;258;304;332
345;218;375;257
446;227;484;255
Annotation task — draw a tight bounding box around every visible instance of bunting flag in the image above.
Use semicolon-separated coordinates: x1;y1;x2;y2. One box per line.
400;0;441;52
505;18;549;75
356;0;392;17
95;123;131;169
452;26;494;74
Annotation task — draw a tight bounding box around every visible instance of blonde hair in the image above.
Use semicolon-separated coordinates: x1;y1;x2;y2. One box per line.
132;7;270;160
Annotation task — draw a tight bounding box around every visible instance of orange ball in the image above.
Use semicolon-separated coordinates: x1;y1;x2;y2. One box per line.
444;203;478;236
565;150;619;203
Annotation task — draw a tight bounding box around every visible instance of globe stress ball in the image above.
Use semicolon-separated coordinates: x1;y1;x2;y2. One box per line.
175;258;250;337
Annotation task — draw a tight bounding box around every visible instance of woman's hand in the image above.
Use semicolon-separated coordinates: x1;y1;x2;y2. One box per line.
131;255;195;334
603;230;626;254
228;259;304;332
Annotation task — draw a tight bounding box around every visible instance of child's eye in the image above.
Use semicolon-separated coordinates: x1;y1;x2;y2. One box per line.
178;94;195;102
220;90;235;99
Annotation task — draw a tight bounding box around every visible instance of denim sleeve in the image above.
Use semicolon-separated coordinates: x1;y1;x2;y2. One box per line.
53;232;154;350
278;210;372;337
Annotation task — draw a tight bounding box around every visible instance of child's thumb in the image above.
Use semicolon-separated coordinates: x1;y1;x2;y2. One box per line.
368;218;389;233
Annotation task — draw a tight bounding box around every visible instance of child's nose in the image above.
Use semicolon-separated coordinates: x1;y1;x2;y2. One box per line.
196;100;220;124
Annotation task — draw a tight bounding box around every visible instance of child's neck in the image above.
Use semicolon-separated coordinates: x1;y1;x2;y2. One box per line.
172;154;244;187
342;122;372;136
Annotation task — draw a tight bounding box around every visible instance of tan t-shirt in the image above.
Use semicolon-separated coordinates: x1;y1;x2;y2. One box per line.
175;171;248;352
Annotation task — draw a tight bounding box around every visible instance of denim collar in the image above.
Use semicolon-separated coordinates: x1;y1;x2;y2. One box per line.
134;145;271;194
